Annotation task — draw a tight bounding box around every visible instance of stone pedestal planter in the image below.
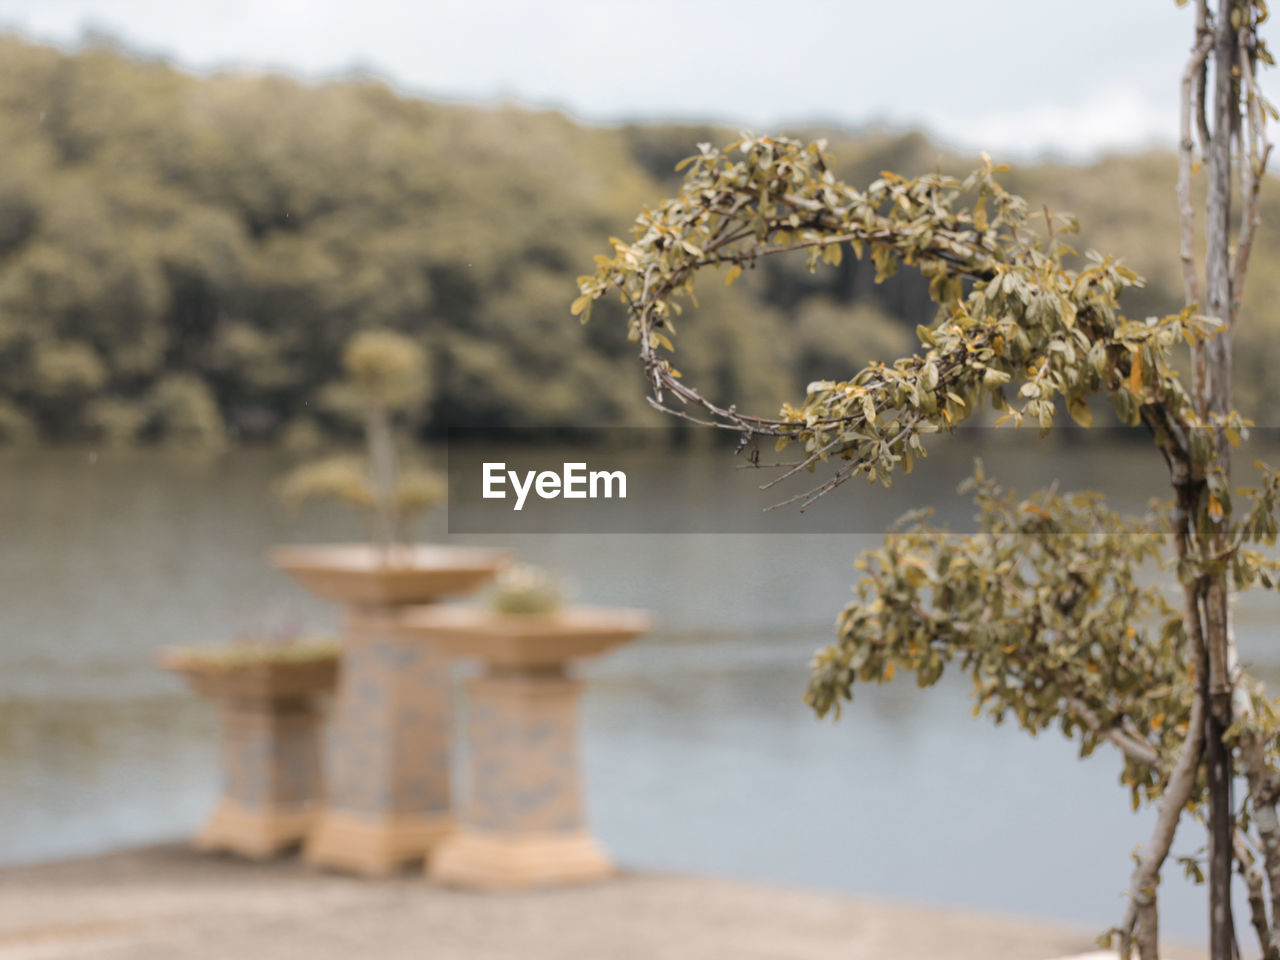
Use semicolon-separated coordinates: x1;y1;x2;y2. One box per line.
271;544;506;876
404;605;651;890
161;650;338;859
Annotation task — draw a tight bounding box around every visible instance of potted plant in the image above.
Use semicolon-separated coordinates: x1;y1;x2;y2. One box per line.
161;633;339;859
271;329;505;876
406;565;651;890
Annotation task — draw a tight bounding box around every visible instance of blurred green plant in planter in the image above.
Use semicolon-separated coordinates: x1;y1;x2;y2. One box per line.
166;634;341;669
488;563;566;616
164;617;340;676
280;330;445;560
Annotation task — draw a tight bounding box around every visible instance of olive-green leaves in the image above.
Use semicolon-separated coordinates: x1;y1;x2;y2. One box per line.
805;466;1191;813
577;136;1217;499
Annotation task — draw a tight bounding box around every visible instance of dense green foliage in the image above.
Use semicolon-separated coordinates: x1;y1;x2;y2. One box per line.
810;467;1189;807
2;35;1278;446
278;330;445;551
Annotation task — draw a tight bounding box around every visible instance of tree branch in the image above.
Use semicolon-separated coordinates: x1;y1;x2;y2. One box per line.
1235;829;1279;959
1068;697;1162;768
1231;24;1272;324
1119;693;1205;960
1180;28;1215;312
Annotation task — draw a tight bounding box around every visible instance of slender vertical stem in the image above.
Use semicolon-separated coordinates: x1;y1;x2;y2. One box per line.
1202;5;1241;957
365;404;399;562
1179;24;1212;313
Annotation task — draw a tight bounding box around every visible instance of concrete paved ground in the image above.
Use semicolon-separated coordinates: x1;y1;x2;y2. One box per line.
0;846;1201;960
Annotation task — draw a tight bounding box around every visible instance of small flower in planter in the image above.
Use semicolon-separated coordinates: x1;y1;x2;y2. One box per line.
487;563;567;616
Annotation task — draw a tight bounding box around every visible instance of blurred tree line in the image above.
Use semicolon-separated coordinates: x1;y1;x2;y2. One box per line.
1;35;1277;446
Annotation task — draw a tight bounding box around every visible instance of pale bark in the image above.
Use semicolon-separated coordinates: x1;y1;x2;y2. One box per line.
1068;697;1161;769
1121;690;1205;960
1182;1;1212;409
1235;831;1274;959
1201;6;1240;956
1117;438;1209;958
1178;26;1212;312
1232;25;1272;324
1234;682;1280;952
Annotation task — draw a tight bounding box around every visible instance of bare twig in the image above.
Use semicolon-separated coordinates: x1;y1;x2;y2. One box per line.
1066;697;1163;769
1231;25;1272;324
1179;29;1214;311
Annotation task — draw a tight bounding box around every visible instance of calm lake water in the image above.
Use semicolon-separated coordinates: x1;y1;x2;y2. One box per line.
3;443;1278;941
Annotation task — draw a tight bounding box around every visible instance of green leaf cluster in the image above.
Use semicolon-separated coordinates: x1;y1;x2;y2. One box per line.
806;466;1190;811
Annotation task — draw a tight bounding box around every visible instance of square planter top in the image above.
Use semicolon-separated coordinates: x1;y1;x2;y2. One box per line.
271;544;508;606
403;606;653;667
161;651;339;701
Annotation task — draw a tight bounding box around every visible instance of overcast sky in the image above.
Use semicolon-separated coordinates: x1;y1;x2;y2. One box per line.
0;0;1261;160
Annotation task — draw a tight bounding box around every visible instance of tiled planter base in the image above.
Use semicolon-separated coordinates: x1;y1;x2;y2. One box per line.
195;801;315;859
163;657;336;860
430;829;612;889
304;809;454;876
272;544;506;876
304;607;456;875
406;606;651;890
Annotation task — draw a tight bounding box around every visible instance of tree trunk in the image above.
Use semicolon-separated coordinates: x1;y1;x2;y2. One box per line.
1202;3;1240;956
